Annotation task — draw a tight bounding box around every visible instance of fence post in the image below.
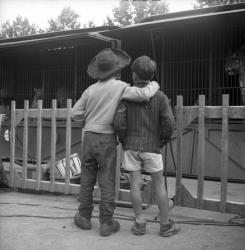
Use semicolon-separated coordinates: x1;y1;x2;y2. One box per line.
65;99;72;194
197;95;205;209
10;101;16;188
35;100;42;191
115;144;122;200
220;94;229;213
175;95;183;206
22;100;29;189
50;100;57;192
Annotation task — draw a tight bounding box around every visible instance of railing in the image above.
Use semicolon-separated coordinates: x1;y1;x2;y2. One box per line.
7;99;126;200
175;94;245;215
5;95;245;215
9;99;75;195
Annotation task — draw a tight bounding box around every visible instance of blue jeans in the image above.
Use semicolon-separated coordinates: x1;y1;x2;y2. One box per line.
78;131;117;224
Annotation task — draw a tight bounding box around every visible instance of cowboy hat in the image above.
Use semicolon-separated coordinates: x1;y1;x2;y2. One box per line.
87;48;131;80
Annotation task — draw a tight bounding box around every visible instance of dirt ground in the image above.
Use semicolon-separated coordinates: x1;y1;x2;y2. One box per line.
0;190;244;250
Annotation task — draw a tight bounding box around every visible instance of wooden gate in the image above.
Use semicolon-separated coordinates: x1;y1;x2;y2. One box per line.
4;95;245;215
175;94;245;215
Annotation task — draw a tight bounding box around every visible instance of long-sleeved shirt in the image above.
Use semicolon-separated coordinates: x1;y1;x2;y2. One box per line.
113;81;175;153
71;78;159;134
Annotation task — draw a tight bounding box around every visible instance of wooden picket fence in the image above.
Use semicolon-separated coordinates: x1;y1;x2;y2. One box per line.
175;95;245;215
6;95;245;215
9;99;74;194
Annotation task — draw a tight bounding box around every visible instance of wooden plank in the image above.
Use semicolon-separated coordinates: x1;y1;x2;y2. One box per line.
10;101;16;188
190;128;198;175
50;100;57;192
35;100;42;191
26;105;244;121
205;107;222;118
15;109;24;125
208;33;213;105
16;179;79;194
29;105;243;121
65;99;72;194
118;189;131;202
228;106;245;119
180;107;196;129
115;144;122;200
180;106;245;120
175;95;183;206
197;95;205;209
15;178;155;210
181;106;221;120
179;196;245;216
16;108;96;120
25;109;67;119
179;184;196;208
22;100;29;189
15;178;140;204
220;95;229;213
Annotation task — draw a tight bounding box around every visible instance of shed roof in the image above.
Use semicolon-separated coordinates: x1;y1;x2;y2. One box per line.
0;26;118;53
101;3;245;39
140;2;245;23
0;3;244;52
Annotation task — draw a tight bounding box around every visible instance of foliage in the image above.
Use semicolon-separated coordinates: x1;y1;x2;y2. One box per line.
103;16;115;26
195;0;245;8
83;20;96;29
0;16;38;38
47;7;81;32
104;0;168;26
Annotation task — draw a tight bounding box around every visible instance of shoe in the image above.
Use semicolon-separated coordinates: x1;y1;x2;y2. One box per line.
74;212;91;230
160;219;180;237
131;220;147;235
100;219;120;237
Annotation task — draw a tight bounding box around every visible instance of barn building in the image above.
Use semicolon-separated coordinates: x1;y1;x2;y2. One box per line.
0;3;245;182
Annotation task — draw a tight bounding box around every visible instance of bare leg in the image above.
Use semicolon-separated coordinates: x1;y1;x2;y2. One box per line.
151;170;169;224
129;171;145;223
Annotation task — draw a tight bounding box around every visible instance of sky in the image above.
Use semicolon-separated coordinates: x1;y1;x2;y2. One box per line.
0;0;196;29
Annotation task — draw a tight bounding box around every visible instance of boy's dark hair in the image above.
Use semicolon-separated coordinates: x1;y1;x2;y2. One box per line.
132;56;156;81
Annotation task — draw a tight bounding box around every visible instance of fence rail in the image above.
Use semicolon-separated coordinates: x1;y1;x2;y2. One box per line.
5;95;245;215
175;94;245;215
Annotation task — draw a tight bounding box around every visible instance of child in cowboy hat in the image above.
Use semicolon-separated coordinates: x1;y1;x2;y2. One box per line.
114;55;180;237
71;48;159;237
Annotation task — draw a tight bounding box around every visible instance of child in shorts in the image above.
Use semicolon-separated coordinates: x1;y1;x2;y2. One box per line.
114;55;180;237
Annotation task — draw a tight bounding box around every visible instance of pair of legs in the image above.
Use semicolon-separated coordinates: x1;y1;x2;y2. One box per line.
123;150;171;225
124;150;180;236
78;132;117;224
130;170;169;225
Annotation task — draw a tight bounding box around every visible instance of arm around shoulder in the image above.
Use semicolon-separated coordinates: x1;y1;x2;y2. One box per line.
121;81;159;102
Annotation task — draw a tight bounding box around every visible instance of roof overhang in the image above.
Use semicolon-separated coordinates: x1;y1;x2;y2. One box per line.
0;26;118;54
101;7;245;40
